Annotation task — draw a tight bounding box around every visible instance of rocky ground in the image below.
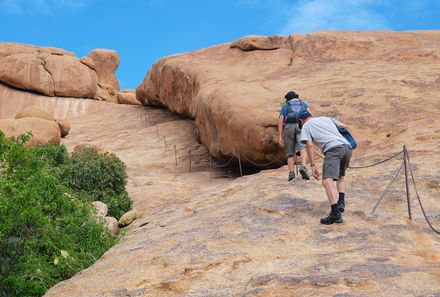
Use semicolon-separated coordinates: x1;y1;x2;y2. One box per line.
3;95;437;297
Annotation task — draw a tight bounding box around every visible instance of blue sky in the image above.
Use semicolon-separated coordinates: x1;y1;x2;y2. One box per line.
1;0;439;90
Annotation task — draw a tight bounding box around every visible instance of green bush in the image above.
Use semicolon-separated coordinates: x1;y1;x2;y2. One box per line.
0;132;130;296
59;148;131;218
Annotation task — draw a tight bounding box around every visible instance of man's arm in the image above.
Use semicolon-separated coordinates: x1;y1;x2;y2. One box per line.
305;140;320;179
334;119;349;129
278;116;285;148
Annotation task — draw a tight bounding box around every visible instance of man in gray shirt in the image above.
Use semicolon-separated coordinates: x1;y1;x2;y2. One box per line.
298;111;353;225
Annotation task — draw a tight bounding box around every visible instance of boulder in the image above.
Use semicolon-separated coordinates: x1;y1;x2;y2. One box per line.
117;89;141;105
0;52;98;98
41;53;98;98
137;30;440;166
80;56;96;70
73;143;106;155
104;217;119;236
15;106;55;121
118;210;138;227
91;201;108;218
95;82;118;103
0;53;55;96
0;117;61;146
56;119;70;138
0;42;123;102
88;49;120;102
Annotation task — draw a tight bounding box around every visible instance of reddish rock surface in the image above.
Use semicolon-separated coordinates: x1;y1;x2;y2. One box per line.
117;89;141;105
137;30;440;167
88;49;120;102
15;106;55;121
0;116;60;146
0;43;121;103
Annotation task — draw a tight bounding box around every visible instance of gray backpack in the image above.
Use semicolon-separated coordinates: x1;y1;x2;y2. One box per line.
284;99;305;123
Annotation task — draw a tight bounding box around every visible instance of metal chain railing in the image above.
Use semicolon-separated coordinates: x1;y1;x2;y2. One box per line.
240;151;284;167
313;147;404;169
136;109;439;234
349;150;404;169
406;149;440;234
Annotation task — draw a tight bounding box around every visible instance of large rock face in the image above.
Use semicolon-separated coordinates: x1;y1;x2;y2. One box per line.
137;31;440;166
19;88;436;297
0;43;121;103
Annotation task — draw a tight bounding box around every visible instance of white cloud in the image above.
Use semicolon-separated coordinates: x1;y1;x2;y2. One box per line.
279;0;390;35
0;0;89;15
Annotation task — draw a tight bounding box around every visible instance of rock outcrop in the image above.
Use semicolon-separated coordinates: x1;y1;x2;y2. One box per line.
0;117;61;146
0;106;67;146
88;49;120;102
118;210;138;227
92;201;108;218
0;43;121;103
117;89;141;105
15;106;55;121
137;31;440;166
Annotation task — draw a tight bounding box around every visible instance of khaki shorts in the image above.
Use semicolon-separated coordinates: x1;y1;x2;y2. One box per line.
284;123;305;157
323;144;352;180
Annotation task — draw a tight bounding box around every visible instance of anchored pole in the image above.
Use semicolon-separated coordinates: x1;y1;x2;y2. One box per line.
209;155;212;182
371;161;405;215
209;145;213;182
189;149;192;172
163;136;167;151
403;145;412;219
174;145;177;166
237;147;243;177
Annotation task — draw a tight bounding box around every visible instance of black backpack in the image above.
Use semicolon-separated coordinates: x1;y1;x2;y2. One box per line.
284;99;305;123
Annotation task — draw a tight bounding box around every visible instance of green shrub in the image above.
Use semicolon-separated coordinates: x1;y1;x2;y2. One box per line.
0;132;129;296
59;149;131;218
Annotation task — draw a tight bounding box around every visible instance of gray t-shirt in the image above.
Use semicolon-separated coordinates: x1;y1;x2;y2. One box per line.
300;117;350;153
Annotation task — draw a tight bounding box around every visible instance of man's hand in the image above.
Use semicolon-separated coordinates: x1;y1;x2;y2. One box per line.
279;137;284;148
312;166;320;180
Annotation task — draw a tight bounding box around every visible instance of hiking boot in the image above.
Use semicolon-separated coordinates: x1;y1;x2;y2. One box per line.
320;213;343;225
338;200;345;213
288;171;296;181
299;166;310;180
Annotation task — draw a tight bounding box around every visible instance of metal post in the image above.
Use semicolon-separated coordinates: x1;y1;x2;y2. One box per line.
156;125;159;136
174;145;177;166
237;147;243;177
209;155;212;182
403;145;412;219
189;149;192;172
163;136;167;151
371;161;405;215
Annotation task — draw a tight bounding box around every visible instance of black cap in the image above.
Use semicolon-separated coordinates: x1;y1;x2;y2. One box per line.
285;91;299;100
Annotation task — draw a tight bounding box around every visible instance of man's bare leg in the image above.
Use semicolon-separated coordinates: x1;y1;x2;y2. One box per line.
322;178;338;205
300;148;307;166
